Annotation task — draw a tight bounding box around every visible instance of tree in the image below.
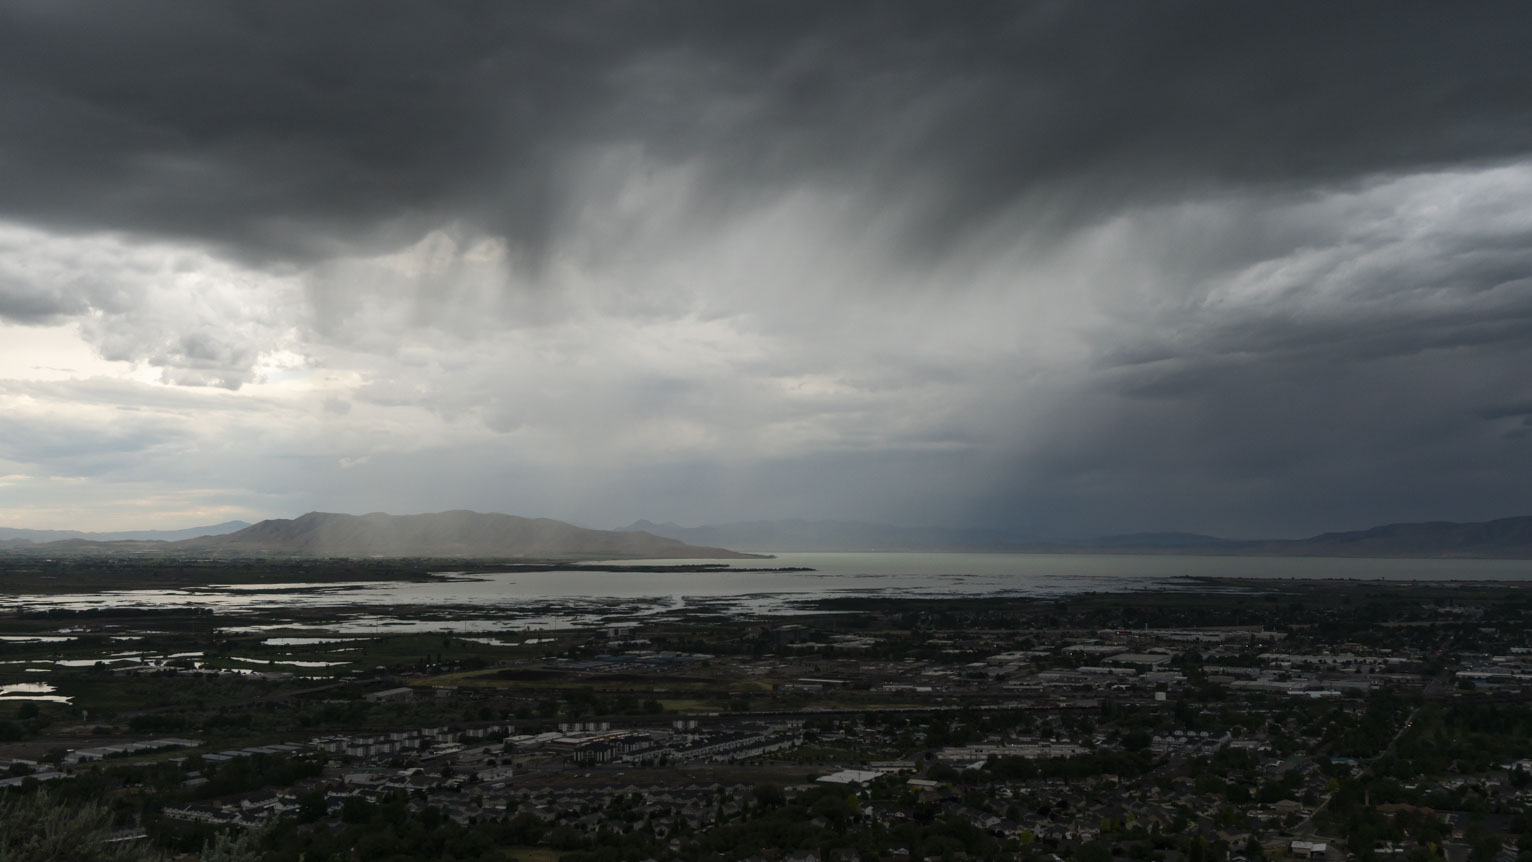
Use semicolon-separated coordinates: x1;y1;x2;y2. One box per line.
753;783;786;809
200;829;264;862
340;795;376;824
296;789;326;824
0;791;162;861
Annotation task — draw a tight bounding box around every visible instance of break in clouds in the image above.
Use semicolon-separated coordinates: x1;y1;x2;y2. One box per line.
1;2;1530;537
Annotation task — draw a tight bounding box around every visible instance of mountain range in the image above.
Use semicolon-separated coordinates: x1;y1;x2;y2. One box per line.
0;520;250;544
0;511;751;559
1244;516;1532;558
622;516;1532;558
4;511;1531;559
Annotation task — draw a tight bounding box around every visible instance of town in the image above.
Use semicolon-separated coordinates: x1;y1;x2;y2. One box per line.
2;578;1531;862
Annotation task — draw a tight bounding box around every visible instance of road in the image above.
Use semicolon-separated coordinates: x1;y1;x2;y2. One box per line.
1295;700;1423;836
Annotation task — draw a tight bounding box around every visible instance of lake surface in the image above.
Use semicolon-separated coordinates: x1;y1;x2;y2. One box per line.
3;553;1531;629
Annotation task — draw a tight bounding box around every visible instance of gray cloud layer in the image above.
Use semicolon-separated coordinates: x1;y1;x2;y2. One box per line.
5;4;1529;258
1;1;1530;535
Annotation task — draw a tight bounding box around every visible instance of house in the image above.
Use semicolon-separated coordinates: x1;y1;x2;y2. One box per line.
771;625;810;645
1106;653;1174;670
1290;840;1327;859
817;769;881;785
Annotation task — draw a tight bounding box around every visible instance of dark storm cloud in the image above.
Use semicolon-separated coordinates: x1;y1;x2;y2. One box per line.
4;1;1532;536
1479;402;1532;422
1;1;1530;268
965;329;1532;540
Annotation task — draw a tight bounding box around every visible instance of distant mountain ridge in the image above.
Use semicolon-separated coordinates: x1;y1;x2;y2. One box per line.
0;520;250;544
6;512;1532;559
623;516;1532;558
0;511;753;559
181;511;750;559
1252;515;1532;558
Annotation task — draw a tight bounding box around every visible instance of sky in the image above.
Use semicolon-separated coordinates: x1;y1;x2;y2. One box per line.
1;2;1530;538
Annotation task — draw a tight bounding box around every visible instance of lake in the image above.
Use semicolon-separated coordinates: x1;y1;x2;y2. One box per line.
3;553;1530;629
